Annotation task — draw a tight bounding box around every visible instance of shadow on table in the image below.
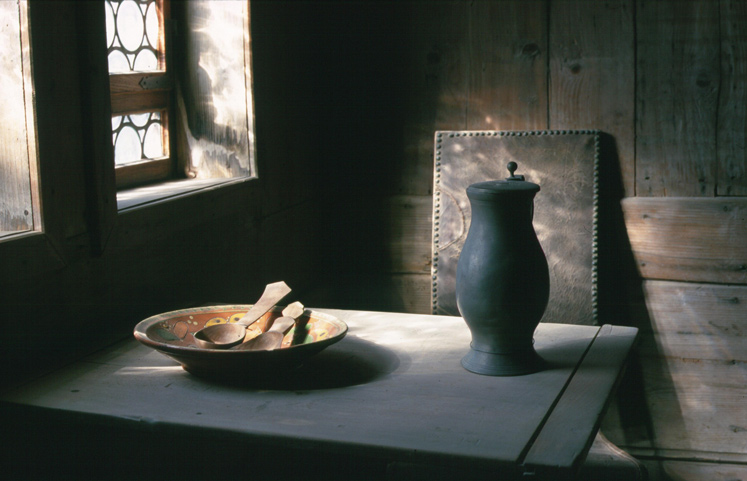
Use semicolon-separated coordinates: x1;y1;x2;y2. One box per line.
535;335;600;371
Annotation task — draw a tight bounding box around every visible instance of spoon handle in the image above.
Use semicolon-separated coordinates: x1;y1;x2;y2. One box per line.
236;281;292;327
267;302;305;332
281;301;305;320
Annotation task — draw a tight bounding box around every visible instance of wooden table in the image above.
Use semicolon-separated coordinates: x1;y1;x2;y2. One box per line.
0;309;637;481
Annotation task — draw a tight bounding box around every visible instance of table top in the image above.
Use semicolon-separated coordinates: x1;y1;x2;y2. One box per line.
1;309;637;480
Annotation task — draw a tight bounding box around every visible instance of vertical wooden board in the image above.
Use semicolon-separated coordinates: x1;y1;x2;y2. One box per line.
635;0;720;197
466;1;548;131
76;1;117;254
400;1;469;196
389;274;432;314
18;0;40;233
28;1;90;242
718;0;747;196
549;0;635;197
320;272;432;315
0;0;33;233
384;195;433;275
257;199;325;299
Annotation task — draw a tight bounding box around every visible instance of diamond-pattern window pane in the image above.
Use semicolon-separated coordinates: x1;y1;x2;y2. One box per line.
106;0;160;73
112;112;164;165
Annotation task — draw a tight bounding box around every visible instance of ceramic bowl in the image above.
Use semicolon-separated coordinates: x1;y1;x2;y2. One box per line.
133;305;348;381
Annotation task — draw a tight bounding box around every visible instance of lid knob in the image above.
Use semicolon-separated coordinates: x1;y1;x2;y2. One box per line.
506;161;525;181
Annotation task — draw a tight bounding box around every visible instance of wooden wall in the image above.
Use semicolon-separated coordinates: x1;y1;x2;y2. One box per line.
297;1;746;479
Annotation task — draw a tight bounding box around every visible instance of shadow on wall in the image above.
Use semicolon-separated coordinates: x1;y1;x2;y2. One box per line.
597;133;689;463
174;0;254;180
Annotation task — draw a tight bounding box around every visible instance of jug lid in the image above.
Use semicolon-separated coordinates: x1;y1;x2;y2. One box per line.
467;162;540;198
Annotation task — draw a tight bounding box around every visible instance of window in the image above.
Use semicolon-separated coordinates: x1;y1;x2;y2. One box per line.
106;0;258;204
106;0;173;189
2;0;257;254
171;0;257;183
0;0;39;239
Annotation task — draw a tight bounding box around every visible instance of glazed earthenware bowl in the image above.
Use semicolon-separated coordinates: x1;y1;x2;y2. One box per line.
133;305;347;381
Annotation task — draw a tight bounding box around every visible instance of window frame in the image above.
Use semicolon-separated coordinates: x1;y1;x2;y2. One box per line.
115;0;259;212
0;0;40;240
1;0;258;280
108;0;174;190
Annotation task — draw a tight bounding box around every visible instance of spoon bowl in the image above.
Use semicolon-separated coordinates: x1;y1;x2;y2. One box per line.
234;331;283;351
193;281;291;349
233;302;305;351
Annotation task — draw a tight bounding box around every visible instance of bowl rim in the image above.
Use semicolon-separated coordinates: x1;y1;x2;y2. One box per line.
133;304;348;355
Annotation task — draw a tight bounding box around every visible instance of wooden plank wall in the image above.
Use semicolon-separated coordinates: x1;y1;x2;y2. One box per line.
310;1;746;479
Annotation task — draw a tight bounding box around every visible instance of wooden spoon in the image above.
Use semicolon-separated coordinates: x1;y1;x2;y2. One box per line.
232;302;305;351
193;281;291;349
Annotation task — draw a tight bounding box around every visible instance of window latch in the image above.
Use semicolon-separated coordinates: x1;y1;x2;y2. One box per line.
139;74;172;91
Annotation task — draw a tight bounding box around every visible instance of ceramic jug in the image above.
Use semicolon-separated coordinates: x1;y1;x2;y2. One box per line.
456;162;549;376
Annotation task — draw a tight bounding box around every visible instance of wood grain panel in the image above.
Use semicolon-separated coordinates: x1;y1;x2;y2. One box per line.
636;350;747;460
258;198;329;301
398;1;469;196
326;193;432;313
114;158;172;189
29;1;91;242
635;0;720;197
523;325;639;478
613;280;747;461
77;1;117;254
0;232;65;283
0;0;34;233
658;460;747;481
622;197;747;284
324;273;432;315
109;72;170;95
384;195;432;275
110;90;169;115
550;0;635;197
640;280;747;362
718;0;747;196
466;1;548;130
389;274;432;314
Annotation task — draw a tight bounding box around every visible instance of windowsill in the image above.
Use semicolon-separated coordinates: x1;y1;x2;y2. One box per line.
116;176;257;212
0;229;33;241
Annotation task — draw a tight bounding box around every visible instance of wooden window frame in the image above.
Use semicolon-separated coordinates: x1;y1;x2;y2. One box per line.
2;0;258;282
108;0;174;190
0;0;40;240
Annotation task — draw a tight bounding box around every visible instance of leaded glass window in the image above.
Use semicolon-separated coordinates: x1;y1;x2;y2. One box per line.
112;112;164;166
106;0;162;73
106;0;170;188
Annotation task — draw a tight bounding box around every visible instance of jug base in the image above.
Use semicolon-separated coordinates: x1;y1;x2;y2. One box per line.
461;347;545;376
